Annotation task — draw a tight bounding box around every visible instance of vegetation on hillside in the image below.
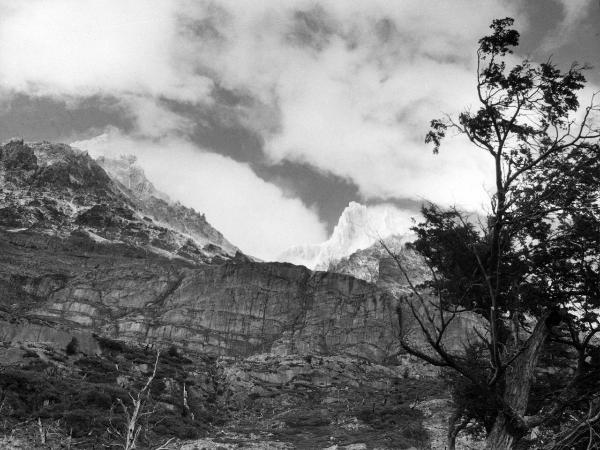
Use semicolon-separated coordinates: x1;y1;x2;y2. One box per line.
0;339;225;448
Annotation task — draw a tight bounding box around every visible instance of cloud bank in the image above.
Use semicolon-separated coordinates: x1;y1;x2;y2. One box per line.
72;130;327;260
1;0;593;257
0;0;212;100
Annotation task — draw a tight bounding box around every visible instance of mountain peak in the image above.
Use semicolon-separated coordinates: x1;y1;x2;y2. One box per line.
277;202;414;270
95;154;170;203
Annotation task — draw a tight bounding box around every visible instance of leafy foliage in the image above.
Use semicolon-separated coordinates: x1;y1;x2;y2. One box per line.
404;16;600;449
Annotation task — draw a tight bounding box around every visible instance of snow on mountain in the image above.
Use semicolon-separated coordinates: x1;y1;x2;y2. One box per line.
277;201;415;270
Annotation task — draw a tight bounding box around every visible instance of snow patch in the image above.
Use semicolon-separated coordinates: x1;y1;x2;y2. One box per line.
6;227;28;233
84;229;112;243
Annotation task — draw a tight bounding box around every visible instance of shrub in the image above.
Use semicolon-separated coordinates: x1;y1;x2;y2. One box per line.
66;337;79;355
167;344;179;358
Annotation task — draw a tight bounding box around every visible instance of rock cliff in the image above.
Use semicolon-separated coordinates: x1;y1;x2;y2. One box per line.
1;227;401;363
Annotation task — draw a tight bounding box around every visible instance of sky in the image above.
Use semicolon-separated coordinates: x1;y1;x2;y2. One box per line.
0;0;598;259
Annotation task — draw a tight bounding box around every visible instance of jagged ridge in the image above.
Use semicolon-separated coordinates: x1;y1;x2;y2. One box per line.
277;201;412;270
0;139;238;264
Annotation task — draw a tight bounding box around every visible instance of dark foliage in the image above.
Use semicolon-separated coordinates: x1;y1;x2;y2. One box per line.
0;341;225;447
65;337;79;355
413;16;600;448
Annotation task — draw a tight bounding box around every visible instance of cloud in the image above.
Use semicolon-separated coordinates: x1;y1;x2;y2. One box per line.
5;0;583;254
0;0;212;101
0;1;523;194
180;0;518;210
72;129;328;260
542;0;595;50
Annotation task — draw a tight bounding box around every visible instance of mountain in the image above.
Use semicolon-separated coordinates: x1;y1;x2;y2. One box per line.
0;139;445;448
0;140;483;448
2;141;418;361
328;235;429;287
0;139;237;264
277;201;413;270
95;153;239;256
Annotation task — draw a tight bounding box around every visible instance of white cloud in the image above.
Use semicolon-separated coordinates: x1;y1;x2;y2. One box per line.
180;0;519;210
5;0;588;253
0;0;212;101
123;95;195;138
0;0;524;206
72;129;328;260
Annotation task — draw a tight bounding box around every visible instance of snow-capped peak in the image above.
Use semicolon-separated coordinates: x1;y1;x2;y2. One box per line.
277;202;414;270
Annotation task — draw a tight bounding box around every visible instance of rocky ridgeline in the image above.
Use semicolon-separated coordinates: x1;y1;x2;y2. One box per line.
0;139;236;265
326;236;428;287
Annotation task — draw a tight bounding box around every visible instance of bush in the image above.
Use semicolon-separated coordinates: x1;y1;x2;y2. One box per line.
96;336;126;352
152;416;202;439
66;337;79;355
167;344;179;358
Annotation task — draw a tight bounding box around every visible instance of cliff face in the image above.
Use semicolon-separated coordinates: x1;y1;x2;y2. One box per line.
1;228;400;362
1;225;484;368
327;236;488;354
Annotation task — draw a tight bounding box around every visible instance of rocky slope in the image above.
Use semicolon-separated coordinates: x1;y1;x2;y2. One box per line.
0;139;237;265
326;235;427;286
95;154;238;255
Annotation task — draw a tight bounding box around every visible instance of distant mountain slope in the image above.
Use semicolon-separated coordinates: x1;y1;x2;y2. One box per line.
328;236;429;289
0;139;238;264
277;201;413;270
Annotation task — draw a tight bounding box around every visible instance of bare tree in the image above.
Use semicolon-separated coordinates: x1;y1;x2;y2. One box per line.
109;350;161;450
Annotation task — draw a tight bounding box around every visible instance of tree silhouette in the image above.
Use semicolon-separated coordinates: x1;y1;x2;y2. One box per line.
390;17;600;449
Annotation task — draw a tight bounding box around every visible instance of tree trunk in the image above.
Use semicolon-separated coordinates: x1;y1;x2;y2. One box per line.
447;408;467;450
485;315;550;449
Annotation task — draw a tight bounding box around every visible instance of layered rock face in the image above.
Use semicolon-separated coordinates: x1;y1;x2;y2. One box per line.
1;225;484;367
1;228;401;362
327;236;488;355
